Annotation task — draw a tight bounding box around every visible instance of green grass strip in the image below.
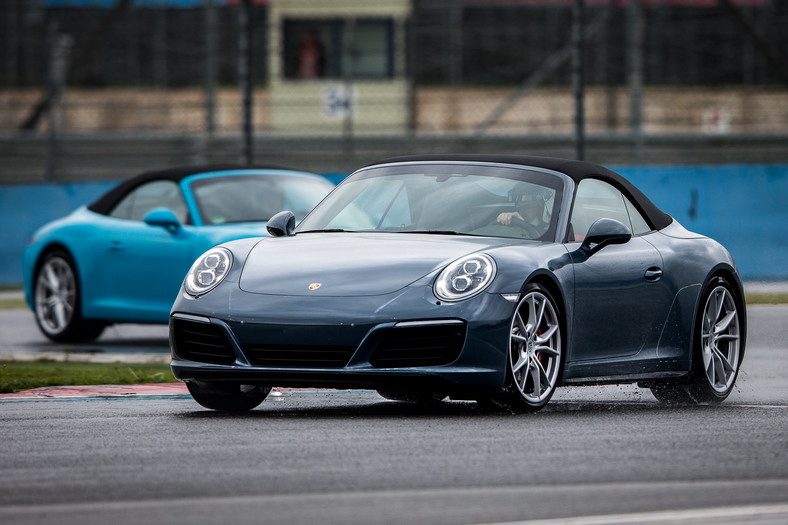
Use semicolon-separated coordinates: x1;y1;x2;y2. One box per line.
0;297;26;310
0;361;177;393
746;293;788;305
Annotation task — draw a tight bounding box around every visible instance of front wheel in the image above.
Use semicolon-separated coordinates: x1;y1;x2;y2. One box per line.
34;250;106;343
186;382;271;412
650;276;743;404
481;284;563;412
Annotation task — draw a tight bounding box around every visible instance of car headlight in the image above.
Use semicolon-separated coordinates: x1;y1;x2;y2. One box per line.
184;247;232;296
434;253;496;302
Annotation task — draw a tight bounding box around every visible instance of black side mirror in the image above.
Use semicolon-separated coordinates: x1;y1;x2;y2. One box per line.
581;218;632;255
266;211;296;237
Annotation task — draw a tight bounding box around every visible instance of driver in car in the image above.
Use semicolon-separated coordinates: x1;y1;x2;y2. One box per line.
496;191;548;234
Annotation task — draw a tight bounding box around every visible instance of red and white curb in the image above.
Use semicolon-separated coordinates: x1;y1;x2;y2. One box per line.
0;385;321;399
0;383;188;399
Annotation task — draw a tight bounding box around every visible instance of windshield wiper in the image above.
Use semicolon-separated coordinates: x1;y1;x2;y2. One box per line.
298;228;349;233
400;230;463;235
300;229;472;236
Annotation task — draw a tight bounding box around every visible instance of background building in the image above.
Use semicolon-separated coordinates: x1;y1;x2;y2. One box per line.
1;0;787;180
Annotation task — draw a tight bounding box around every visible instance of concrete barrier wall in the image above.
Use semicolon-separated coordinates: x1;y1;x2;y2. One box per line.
1;166;786;285
617;165;787;282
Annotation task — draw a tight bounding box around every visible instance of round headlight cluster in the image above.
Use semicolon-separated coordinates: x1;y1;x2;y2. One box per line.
184;247;232;296
434;253;496;302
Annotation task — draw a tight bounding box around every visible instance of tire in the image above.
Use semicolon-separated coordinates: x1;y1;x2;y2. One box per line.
481;283;563;413
33;250;106;343
186;382;270;412
650;276;743;405
376;389;447;405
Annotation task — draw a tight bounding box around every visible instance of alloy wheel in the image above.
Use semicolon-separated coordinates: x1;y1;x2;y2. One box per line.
35;255;77;336
509;289;562;404
700;284;741;393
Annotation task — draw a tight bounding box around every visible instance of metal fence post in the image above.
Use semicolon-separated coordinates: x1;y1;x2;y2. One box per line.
46;31;73;180
572;0;586;161
239;0;253;165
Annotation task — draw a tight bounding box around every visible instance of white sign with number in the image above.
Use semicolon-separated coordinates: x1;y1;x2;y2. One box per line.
322;85;356;119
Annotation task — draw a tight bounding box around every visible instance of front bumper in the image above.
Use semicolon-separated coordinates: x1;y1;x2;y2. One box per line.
169;284;515;395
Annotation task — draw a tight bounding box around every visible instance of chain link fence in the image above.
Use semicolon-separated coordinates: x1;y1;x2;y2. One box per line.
1;0;787;180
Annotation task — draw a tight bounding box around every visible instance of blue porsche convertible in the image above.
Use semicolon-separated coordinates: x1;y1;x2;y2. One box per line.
169;155;746;412
23;165;334;342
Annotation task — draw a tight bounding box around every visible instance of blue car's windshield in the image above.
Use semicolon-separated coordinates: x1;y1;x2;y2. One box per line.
191;175;333;225
298;163;564;240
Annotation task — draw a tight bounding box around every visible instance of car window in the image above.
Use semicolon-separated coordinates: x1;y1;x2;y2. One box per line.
298;164;564;240
191;175;334;225
624;196;652;235
109;180;188;223
569;179;632;241
324;178;411;230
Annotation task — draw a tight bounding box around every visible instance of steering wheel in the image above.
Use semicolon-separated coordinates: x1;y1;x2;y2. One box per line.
509;216;541;238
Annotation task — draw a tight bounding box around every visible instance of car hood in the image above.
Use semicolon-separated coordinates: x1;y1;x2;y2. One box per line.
238;232;518;297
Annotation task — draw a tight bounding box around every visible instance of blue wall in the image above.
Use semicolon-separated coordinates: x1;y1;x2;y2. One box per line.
2;181;117;286
616;165;788;282
1;166;786;285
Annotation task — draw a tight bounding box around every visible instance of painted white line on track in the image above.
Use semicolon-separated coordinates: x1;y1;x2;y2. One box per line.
481;503;788;525
727;404;788;409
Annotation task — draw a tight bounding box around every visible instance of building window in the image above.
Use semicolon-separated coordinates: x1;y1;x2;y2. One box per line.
283;18;394;80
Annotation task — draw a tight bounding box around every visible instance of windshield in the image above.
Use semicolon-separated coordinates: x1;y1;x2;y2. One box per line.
297;163;564;240
191;175;333;225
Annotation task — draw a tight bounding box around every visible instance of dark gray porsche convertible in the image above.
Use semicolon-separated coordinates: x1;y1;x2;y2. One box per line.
170;155;745;412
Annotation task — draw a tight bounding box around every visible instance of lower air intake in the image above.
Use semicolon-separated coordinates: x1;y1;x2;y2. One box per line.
171;318;236;365
369;323;466;368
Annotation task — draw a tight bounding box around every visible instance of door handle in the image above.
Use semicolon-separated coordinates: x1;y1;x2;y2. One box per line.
645;267;663;281
110;240;126;252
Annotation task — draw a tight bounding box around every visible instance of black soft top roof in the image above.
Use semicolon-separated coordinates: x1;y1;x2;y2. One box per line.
87;164;295;216
371;154;673;230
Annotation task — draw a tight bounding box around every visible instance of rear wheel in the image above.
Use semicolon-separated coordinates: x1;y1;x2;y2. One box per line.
650;276;743;404
186;382;270;412
480;284;563;412
34;250;105;342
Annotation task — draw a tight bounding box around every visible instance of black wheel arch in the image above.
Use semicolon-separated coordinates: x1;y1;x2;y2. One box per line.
694;265;747;363
34;243;76;280
522;272;567;324
517;271;568;384
680;265;748;384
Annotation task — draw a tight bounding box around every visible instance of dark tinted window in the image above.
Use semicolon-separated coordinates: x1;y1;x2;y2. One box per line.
283;18;394;80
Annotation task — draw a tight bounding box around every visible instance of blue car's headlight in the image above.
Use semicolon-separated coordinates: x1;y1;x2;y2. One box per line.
185;247;233;296
434;253;496;302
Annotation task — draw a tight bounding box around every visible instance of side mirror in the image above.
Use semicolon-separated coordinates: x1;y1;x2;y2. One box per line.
581;218;631;255
144;207;181;233
266;210;295;237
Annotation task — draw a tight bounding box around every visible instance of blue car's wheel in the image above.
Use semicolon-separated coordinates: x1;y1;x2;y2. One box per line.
482;284;563;413
186;382;271;412
33;250;106;343
651;276;743;404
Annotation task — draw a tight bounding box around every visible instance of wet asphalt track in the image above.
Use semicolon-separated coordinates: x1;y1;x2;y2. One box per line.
0;305;786;525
